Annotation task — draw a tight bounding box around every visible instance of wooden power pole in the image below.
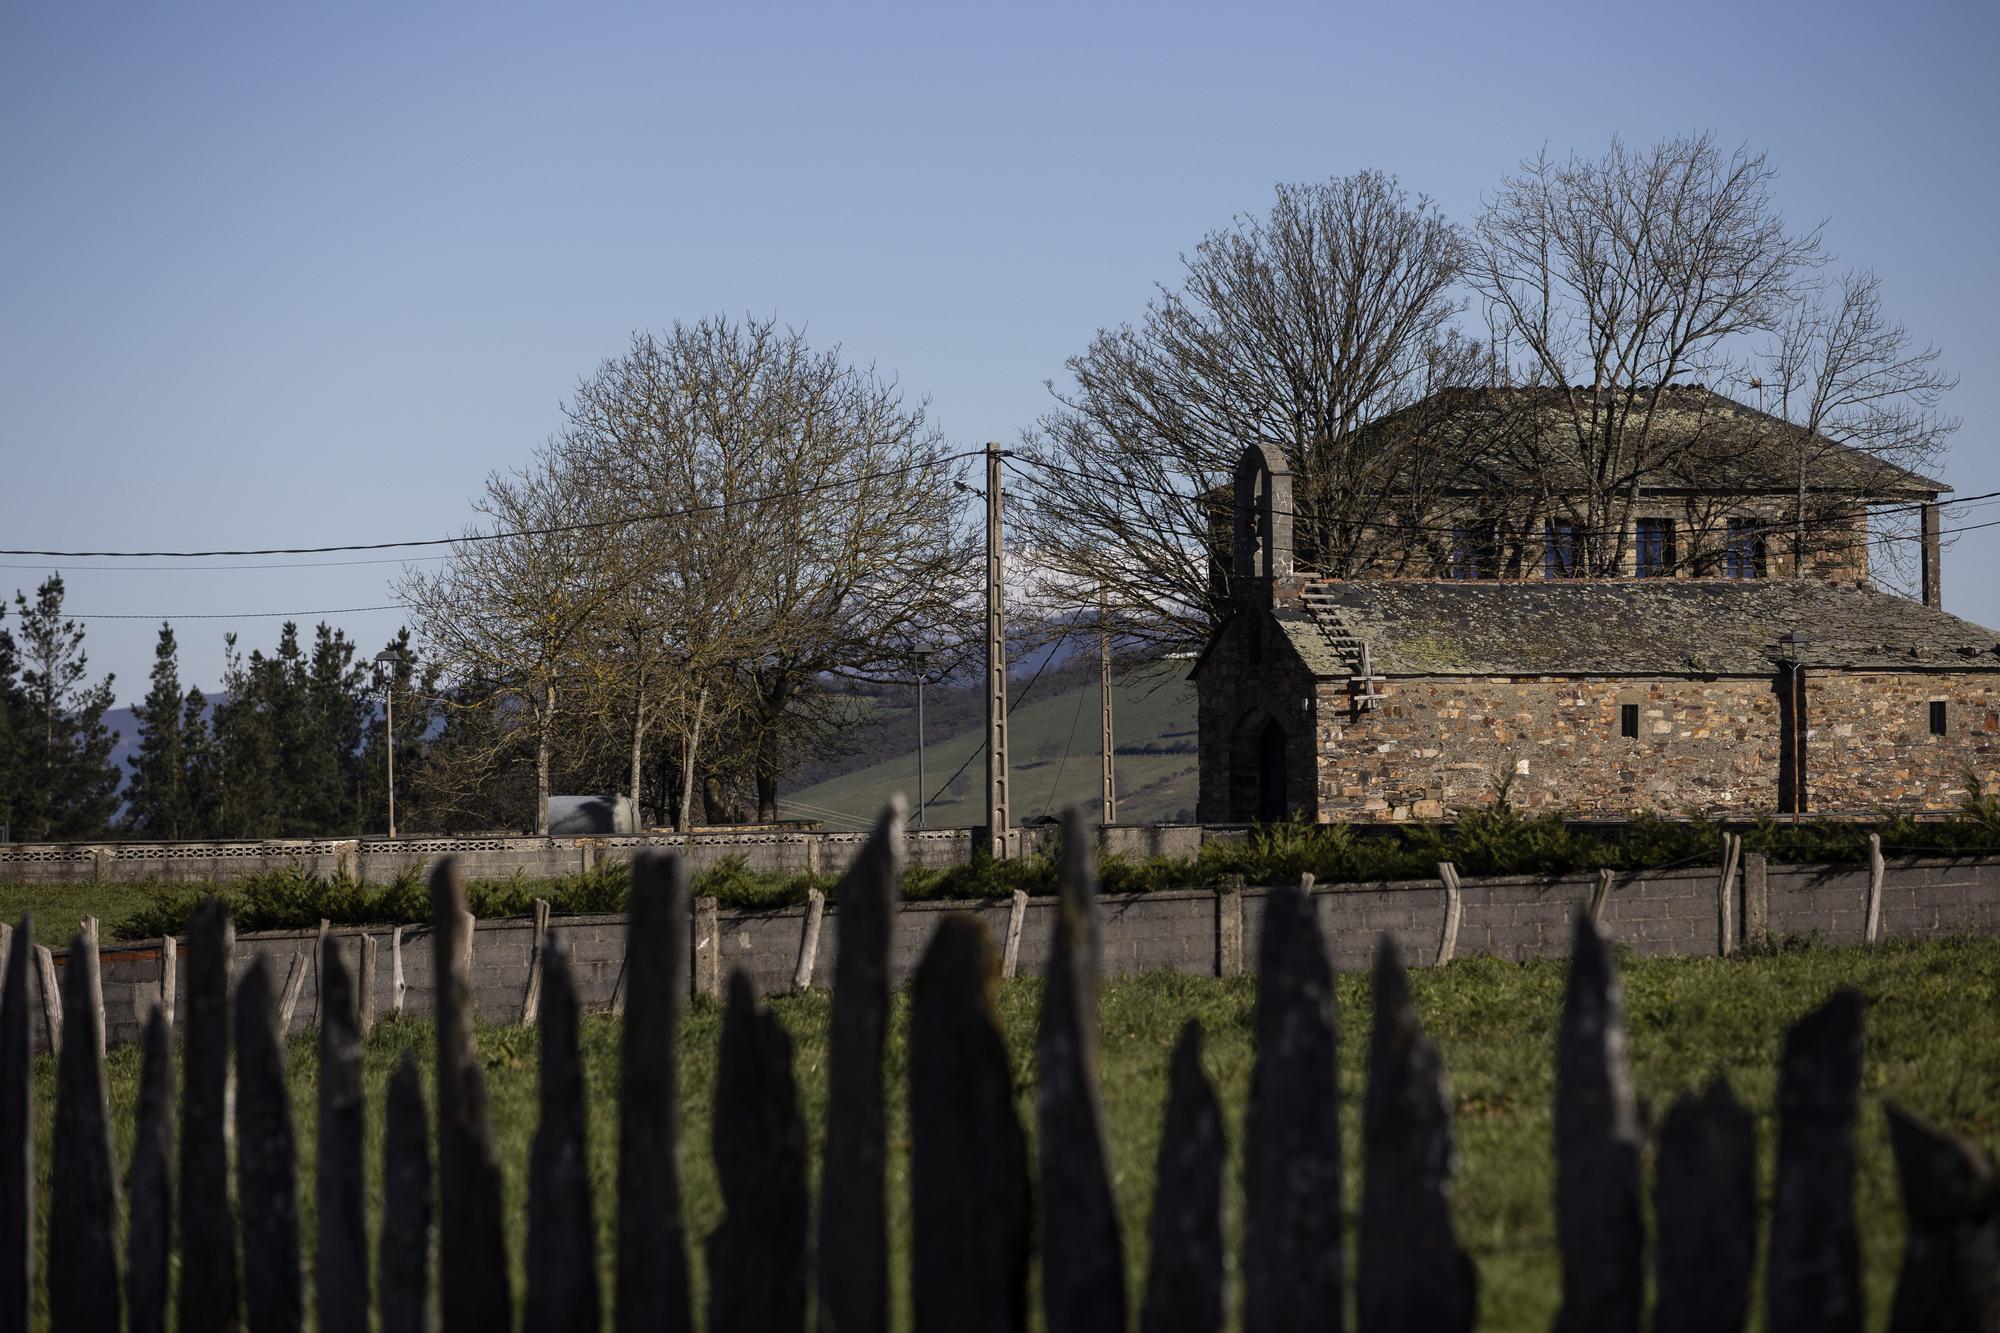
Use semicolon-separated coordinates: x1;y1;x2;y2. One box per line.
984;443;1013;857
1100;591;1116;824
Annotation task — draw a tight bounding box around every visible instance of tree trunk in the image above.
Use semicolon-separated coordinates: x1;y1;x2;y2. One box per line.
677;686;708;833
535;682;556;836
753;674;790;824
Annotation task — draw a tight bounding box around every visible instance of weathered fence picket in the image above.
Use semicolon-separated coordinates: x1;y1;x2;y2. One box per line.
1244;883;1344;1333
50;928;118;1332
616;852;693;1333
318;933;369;1333
818;805;900;1333
179;898;237;1331
431;859;512;1333
1553;913;1644;1333
237;955;303;1332
8;808;2000;1333
125;1007;172;1333
910;914;1030;1333
1038;808;1127;1333
0;918;30;1332
1768;988;1866;1333
707;973;808;1333
525;936;598;1333
1359;938;1475;1332
378;1054;432;1333
1139;1021;1224;1333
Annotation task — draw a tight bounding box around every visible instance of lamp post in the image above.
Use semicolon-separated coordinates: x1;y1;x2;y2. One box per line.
912;649;933;830
374;650;400;839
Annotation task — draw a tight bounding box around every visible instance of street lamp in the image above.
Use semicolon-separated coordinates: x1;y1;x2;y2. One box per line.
912;648;934;830
374;650;401;839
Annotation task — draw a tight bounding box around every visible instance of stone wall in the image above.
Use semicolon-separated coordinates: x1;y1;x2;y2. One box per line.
1310;670;2000;822
1195;611;1320;823
35;853;2000;1052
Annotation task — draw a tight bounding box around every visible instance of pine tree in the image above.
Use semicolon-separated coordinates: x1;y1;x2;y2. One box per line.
0;607;24;840
298;623;365;833
127;623;190;837
10;575;120;839
180;685;219;838
212;633;280;836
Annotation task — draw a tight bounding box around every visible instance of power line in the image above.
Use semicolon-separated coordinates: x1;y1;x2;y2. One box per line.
59;605;404;621
0;554;454;573
0;450;984;560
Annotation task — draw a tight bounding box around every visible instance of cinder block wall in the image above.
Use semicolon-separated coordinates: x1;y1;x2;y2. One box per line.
29;854;2000;1053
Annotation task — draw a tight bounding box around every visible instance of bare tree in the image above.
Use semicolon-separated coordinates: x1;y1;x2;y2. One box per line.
398;454;622;834
1015;171;1473;653
1760;270;1958;591
1469;133;1826;573
558;319;978;823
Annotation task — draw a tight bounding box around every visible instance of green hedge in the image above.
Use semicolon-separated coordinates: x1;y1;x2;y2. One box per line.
106;791;2000;941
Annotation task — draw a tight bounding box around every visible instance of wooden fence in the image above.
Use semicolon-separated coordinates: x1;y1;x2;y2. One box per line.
0;806;1996;1332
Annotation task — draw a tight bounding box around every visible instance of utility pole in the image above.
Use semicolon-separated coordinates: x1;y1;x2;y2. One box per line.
1099;589;1116;824
375;650;399;839
984;442;1012;857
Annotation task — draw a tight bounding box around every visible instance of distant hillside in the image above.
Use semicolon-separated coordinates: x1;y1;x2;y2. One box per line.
780;660;1197;830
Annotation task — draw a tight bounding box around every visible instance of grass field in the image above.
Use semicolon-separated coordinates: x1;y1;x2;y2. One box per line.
22;934;2000;1329
782;665;1198;830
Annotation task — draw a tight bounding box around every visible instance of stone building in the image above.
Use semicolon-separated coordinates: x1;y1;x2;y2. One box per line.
1194;396;1998;822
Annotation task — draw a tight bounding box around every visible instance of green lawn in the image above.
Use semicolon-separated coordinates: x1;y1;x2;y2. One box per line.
23;935;2000;1330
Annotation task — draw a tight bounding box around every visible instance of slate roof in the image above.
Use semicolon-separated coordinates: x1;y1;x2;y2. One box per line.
1369;384;1947;498
1291;579;2000;677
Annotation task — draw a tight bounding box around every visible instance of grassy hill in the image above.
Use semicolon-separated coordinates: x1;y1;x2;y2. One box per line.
781;661;1197;829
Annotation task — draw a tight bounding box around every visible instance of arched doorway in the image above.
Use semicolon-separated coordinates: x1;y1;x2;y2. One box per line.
1228;710;1292;823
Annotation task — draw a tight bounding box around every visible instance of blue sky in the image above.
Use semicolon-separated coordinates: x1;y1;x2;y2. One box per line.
3;0;1995;703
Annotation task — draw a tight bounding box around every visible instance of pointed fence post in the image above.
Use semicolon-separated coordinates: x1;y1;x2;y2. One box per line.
1002;888;1029;979
818;804;901;1333
1653;1078;1756;1333
1553;912;1644;1333
522;898;551;1025
793;887;826;991
707;972;808;1333
1139;1021;1224;1333
1866;833;1886;943
358;932;378;1035
1884;1102;2000;1332
278;949;310;1032
1767;989;1865;1333
319;933;369;1333
1244;884;1343;1333
34;944;61;1057
617;852;693;1333
379;1054;433;1333
179;899;239;1331
126;1007;173;1333
50;928;120;1331
433;858;513;1332
1038;810;1126;1333
160;934;176;1030
525;936;599;1333
1717;833;1742;957
909;916;1029;1333
391;925;407;1016
236;956;303;1333
1435;863;1463;965
0;919;30;1332
1359;938;1475;1331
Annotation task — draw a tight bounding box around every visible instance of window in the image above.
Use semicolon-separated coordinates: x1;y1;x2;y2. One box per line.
1931;701;1949;736
1619;703;1640;738
1725;519;1764;579
1635;518;1676;578
1544;519;1578;579
1448;522;1494;579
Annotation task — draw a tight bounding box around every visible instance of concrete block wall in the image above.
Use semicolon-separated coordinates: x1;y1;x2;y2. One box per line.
28;854;2000;1052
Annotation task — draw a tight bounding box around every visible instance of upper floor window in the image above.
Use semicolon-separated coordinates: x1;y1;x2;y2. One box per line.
1448;523;1494;579
1635;518;1676;578
1724;518;1765;579
1544;519;1578;579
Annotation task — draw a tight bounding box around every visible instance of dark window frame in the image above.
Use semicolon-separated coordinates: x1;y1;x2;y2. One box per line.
1635;517;1676;578
1930;700;1949;736
1725;518;1765;579
1544;519;1578;579
1619;702;1640;739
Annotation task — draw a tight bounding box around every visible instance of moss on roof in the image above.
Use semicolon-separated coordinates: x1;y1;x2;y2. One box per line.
1298;579;2000;677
